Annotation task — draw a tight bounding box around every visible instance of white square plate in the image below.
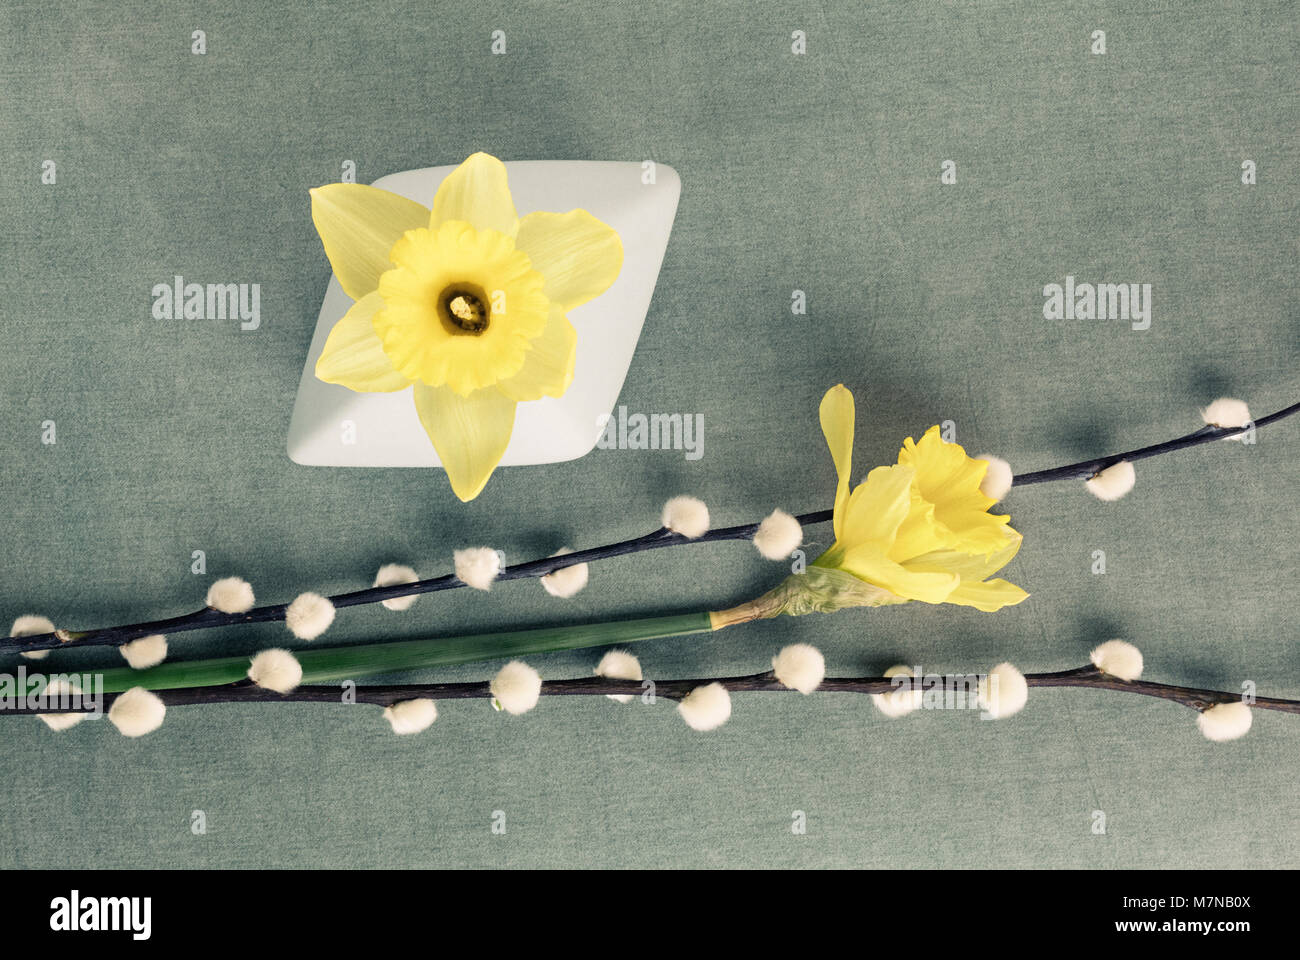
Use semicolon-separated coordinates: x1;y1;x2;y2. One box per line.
287;160;681;467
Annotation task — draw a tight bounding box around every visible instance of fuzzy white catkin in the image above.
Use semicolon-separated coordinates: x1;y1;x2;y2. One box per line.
383;699;438;734
247;648;303;693
1085;461;1136;502
37;679;87;731
1089;639;1143;681
1201;397;1252;432
873;665;923;718
38;713;85;732
753;509;803;560
206;576;255;613
594;650;642;703
976;455;1014;502
1198;702;1253;742
980;662;1029;719
285;592;336;640
454;547;502;591
491;660;542;715
678;682;732;731
771;644;825;694
10;614;54;660
108;687;166;737
119;634;168;670
373;564;419;611
661;496;710;539
540;548;590;599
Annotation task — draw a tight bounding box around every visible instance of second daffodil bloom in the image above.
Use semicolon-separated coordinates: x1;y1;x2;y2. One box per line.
812;384;1028;612
309;152;623;501
711;384;1028;630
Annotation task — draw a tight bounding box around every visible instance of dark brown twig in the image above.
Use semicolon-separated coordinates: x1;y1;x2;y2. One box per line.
1012;400;1300;484
14;666;1298;716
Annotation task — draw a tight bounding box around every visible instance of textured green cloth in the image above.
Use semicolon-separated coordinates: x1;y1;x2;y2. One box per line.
1;0;1297;868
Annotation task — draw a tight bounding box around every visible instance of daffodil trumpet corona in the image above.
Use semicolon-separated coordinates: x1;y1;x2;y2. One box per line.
310;152;624;501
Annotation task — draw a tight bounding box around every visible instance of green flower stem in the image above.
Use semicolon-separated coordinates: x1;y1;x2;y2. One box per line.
90;611;714;694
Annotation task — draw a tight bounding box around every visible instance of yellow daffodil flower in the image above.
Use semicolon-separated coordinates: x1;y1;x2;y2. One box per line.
309;152;623;501
810;384;1029;612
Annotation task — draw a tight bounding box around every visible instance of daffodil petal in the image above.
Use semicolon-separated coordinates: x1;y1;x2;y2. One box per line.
819;384;855;540
376;222;548;395
310;184;431;301
413;383;517;502
315;292;412;393
889;490;948;560
942;578;1030;612
836;547;960;604
840;464;915;549
905;529;1024;582
513;209;623;310
898;426;994;511
495;307;577;402
897;425;1012;554
430;152;518;235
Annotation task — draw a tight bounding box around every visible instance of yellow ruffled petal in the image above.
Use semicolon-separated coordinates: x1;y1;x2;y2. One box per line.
834;547;960;604
818;385;855;540
495;307;577;402
513;209;623;310
942;578;1030;612
413;383;517;502
898;426;994;512
889;489;946;561
838;464;915;550
310;184;431;301
430;152;518;236
898;426;1011;554
315;292;412;393
375;222;550;395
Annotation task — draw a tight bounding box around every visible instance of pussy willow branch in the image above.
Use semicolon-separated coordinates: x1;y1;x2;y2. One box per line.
12;665;1300;715
1012;399;1300;484
1;524;776;654
5;398;1297;656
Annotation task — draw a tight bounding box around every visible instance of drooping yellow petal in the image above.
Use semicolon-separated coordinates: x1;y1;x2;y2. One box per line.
942;578;1030;612
315;292;412;393
833;547;960;604
513;209;623;310
838;464;915;550
904;529;1024;582
818;385;856;539
310;184;431;301
495;306;578;402
413;383;517;502
430;152;518;236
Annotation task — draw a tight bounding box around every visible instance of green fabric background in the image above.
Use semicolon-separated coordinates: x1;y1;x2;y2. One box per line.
1;0;1297;868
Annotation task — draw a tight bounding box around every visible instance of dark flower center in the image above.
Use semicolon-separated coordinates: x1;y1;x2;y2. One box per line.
438;285;490;334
